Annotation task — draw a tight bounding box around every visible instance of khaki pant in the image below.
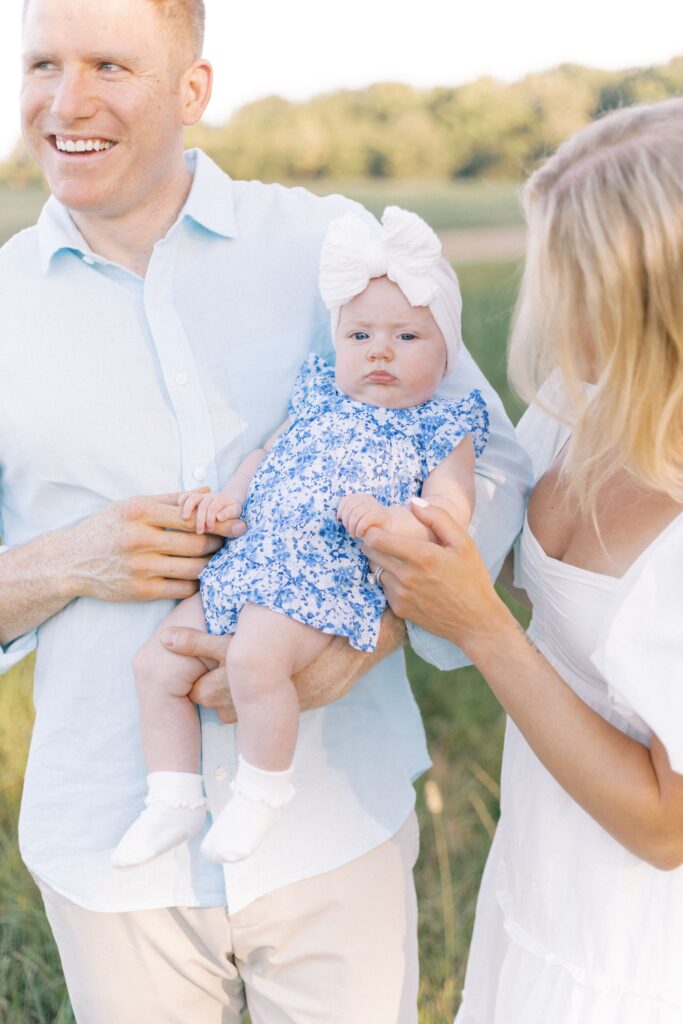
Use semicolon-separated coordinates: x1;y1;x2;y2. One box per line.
38;812;419;1024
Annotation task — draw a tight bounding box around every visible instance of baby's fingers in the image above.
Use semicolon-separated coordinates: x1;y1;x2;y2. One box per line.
338;493;369;528
195;497;216;535
181;493;203;521
354;508;382;538
347;500;375;537
205;499;225;532
179;486;210;512
216;499;242;522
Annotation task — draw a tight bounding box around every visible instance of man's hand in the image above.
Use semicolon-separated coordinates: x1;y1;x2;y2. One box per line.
178;488;245;536
162;629;236;721
338;493;391;539
162;609;408;724
0;491;248;647
64;493;245;603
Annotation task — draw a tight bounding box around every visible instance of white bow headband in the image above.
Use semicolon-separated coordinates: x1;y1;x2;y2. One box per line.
319;205;462;380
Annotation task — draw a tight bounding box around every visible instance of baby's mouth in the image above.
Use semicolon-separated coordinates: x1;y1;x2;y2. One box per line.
366;371;397;384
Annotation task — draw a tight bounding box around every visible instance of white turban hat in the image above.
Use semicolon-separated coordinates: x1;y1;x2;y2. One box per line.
319;205;462;381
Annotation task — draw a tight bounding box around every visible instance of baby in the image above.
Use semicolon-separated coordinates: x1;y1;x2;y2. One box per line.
112;206;489;868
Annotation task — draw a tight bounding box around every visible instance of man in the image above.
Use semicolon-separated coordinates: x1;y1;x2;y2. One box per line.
0;0;530;1020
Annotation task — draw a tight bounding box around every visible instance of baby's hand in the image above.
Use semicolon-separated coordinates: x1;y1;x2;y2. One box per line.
337;493;391;539
178;489;244;535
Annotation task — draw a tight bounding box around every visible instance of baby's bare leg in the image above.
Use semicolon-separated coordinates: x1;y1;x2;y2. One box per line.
112;593;213;868
228;604;332;769
202;604;332;863
134;592;210;773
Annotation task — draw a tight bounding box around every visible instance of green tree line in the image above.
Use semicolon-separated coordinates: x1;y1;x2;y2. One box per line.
3;56;682;186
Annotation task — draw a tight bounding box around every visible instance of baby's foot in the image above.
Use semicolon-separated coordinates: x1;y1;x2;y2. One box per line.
111;771;206;868
201;757;294;863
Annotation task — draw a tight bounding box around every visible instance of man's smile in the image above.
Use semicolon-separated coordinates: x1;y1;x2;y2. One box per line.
51;135;117;154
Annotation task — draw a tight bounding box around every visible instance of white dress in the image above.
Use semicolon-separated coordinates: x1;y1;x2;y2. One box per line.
455;374;683;1024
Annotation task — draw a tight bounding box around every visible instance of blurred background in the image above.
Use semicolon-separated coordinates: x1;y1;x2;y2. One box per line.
1;1;682;1020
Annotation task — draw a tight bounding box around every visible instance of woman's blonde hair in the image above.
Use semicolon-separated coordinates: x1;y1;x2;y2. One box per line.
509;97;683;513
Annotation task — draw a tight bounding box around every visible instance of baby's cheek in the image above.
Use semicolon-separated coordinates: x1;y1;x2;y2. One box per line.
406;362;443;404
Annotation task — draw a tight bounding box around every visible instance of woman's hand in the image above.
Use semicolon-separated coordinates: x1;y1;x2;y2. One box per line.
362;498;512;657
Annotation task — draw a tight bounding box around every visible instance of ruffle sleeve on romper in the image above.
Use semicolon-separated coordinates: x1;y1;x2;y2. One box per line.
287;353;331;418
420;387;490;475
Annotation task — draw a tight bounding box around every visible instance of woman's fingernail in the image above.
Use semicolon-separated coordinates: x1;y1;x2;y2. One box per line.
161;630;176;648
411;497;429;508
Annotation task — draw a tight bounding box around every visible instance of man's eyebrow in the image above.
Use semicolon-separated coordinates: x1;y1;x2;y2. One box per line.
22;50;52;63
22;49;141;65
84;52;141;64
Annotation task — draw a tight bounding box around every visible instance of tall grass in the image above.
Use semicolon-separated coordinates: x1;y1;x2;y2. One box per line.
0;181;524;1021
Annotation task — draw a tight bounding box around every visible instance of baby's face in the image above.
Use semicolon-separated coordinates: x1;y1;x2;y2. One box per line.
334;277;447;408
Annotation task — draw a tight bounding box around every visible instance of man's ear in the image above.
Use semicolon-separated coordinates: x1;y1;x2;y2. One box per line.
181;59;213;127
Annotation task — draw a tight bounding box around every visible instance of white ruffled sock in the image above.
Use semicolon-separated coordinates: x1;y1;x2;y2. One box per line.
111;771;206;868
201;756;295;863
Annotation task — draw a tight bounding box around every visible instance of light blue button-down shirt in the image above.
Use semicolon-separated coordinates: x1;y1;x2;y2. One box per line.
0;150;531;912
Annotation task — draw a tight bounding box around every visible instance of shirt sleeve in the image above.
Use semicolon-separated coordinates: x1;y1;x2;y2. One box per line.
0;545;38;674
590;522;683;773
407;342;533;671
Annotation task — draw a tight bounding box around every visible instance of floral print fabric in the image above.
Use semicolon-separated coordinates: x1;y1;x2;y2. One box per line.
200;354;488;651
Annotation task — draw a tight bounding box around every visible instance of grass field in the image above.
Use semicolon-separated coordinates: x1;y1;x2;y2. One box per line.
304;179;524;232
0;177;523;246
0;179;525;1023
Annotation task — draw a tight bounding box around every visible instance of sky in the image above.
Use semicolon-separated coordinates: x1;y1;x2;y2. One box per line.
1;0;681;159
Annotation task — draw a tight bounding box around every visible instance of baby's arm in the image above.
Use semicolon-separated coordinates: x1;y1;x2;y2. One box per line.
180;420;290;534
339;434;475;542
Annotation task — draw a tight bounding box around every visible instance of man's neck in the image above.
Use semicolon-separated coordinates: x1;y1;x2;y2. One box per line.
69;163;194;277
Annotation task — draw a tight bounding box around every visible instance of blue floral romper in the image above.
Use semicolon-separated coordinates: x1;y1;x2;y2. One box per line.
200;354;489;652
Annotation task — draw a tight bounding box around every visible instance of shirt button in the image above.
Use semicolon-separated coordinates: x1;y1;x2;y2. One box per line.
214;767;227;782
175;372;188;386
82;256;94;265
193;467;206;482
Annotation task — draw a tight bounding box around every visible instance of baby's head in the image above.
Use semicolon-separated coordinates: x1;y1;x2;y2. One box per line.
319;206;462;409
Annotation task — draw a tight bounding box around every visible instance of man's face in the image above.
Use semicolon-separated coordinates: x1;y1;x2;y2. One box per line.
21;0;192;219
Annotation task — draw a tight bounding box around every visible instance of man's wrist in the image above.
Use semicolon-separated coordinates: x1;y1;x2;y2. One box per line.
45;522;93;602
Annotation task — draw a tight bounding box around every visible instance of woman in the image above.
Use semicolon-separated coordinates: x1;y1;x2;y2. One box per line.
364;97;683;1022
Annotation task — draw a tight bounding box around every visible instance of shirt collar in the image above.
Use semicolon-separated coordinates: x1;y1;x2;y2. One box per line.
180;148;237;239
36;147;238;275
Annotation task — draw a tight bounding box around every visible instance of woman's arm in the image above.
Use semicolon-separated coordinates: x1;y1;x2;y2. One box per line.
362;501;683;871
338;434;476;542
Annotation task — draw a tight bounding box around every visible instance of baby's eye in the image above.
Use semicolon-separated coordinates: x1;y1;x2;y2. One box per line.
350;332;369;341
398;332;417;341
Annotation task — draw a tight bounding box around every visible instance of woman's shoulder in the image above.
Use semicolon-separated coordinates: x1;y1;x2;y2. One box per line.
515;371;578;483
591;512;683;770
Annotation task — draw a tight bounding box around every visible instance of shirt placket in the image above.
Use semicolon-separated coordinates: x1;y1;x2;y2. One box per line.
143;229;237;845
